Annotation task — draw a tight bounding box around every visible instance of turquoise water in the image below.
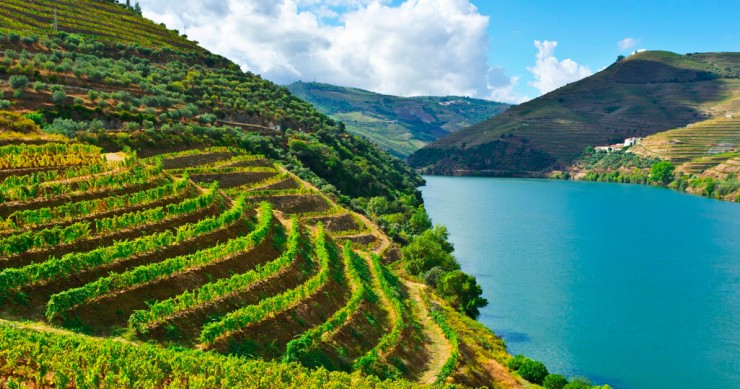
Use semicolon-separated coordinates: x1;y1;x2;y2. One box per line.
420;176;739;389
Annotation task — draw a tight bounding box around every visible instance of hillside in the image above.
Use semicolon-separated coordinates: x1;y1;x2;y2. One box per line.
287;82;509;158
409;51;740;175
0;1;539;387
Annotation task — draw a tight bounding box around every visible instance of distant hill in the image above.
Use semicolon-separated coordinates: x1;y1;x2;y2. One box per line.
287;82;509;157
409;51;740;175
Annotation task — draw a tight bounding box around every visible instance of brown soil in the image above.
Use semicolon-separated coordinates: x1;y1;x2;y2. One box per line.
62;222;284;335
192;171;277;189
305;213;361;234
162;152;234;170
0;200;222;271
143;236;316;346
253;177;301;191
226;159;274;168
251;194;332;215
337;234;378;246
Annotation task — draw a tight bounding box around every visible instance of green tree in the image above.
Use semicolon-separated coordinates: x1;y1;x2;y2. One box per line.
438;270;488;319
650;161;675;185
518;359;549;384
544;374;569;389
8;75;29;89
402;225;458;276
408;205;432;234
51;90;66;105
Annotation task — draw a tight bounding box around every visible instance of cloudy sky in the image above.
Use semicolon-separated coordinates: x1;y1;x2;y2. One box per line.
129;0;740;103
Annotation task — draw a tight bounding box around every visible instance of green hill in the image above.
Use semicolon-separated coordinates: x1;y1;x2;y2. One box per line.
287;82;509;158
0;1;534;387
408;51;740;175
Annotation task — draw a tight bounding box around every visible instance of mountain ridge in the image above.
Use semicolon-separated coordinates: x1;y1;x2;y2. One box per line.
409;50;740;175
287;81;509;157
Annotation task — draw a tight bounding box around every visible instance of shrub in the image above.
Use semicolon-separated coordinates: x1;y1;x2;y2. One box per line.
518;359;549;384
564;377;593;389
51;90;66;105
650;161;675;185
0;100;11;109
23;111;44;126
8;75;29;89
507;354;528;371
544;374;569;389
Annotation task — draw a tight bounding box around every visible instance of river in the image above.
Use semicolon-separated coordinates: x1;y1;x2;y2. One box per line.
420;176;739;389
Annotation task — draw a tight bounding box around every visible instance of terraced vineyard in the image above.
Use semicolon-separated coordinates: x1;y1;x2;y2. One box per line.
0;129;521;387
633;117;740;174
0;1;532;387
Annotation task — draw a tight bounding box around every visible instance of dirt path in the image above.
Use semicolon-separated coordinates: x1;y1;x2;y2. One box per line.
405;281;452;384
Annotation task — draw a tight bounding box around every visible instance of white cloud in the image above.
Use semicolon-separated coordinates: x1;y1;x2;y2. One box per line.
129;0;522;103
617;37;638;51
527;40;591;95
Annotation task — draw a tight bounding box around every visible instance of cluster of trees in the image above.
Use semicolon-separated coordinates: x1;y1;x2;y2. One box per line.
402;224;488;319
507;354;613;388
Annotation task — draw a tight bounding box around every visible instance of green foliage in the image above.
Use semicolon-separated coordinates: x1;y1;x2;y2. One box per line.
287;82;509;157
8;74;28;89
0;196;248;294
402;225;458;276
507;354;528;370
45;201;273;320
199;223;333;345
283;244;376;367
518;359;549;384
650;161;675;185
427;304;460;384
437;270;488;319
544;374;569;389
0;322;427;388
563;377;593;389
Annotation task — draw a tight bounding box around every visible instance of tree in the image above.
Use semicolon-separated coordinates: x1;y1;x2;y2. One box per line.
650;161;675;185
438;270;488;318
51;90;66;105
518;359;549;384
617;55;626;62
544;374;569;389
134;2;142;14
8;75;29;89
408;205;432;234
402;225;458;276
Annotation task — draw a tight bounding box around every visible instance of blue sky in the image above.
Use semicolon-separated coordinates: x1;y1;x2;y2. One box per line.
134;0;740;103
478;0;740;98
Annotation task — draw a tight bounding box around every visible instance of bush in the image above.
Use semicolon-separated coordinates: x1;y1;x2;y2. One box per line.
650;161;675;185
518;359;549;384
0;100;11;109
8;75;29;89
51;90;66;105
564;377;592;389
544;374;569;389
507;354;528;371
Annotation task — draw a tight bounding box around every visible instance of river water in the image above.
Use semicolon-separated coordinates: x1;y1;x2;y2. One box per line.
420;176;739;389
